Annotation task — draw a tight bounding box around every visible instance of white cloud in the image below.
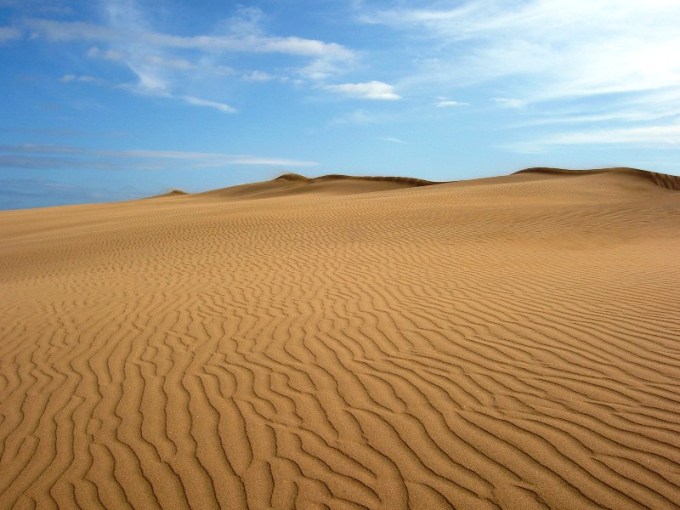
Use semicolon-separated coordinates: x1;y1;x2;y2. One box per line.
0;144;317;169
435;98;466;108
113;149;317;167
553;124;680;146
330;109;383;126
125;71;167;94
242;70;274;82
0;144;84;154
61;74;105;84
145;55;194;70
87;46;126;62
494;98;526;109
377;136;407;144
0;26;22;43
137;153;316;168
64;70;235;114
23;3;357;110
327;81;400;100
504;122;680;153
182;96;236;114
358;0;680;150
366;1;680;104
26;19;114;41
511;109;679;129
24;18;353;59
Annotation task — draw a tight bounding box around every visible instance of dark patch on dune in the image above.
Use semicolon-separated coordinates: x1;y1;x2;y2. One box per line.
516;167;680;191
277;173;438;187
145;189;189;199
275;173;310;182
317;174;438;186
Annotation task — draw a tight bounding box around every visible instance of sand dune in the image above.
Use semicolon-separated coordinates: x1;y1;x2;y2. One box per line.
1;168;680;509
193;173;437;201
147;189;189;199
516;167;680;191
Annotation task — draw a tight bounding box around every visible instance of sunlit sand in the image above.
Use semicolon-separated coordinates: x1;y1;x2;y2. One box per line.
1;168;679;509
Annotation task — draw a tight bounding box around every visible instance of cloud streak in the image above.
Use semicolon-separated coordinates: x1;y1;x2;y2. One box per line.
23;2;358;112
0;144;317;170
366;0;680;101
181;96;236;114
26;18;353;58
362;0;680;150
505;122;680;153
0;177;138;210
0;26;22;43
377;136;407;144
326;81;400;100
435;98;466;108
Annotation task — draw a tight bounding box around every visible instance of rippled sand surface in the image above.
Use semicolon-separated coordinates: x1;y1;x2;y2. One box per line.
1;169;679;509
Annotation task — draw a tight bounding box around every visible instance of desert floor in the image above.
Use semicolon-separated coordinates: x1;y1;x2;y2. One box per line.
1;169;679;509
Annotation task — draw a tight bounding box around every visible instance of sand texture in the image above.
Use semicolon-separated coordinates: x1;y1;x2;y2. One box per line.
1;169;680;509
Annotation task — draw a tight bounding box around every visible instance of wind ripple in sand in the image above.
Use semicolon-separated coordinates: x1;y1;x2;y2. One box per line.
1;170;680;509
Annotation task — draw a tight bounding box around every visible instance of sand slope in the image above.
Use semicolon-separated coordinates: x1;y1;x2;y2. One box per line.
1;169;679;509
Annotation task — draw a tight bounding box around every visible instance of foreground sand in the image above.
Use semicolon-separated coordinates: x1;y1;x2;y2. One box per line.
1;169;679;509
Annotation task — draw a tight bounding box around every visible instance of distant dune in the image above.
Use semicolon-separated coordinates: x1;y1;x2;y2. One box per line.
1;168;679;509
189;172;438;201
146;189;189;199
516;167;680;191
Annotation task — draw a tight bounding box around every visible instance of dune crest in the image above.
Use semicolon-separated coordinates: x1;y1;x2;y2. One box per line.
516;166;680;191
275;172;311;182
147;189;189;199
1;168;680;509
192;172;436;201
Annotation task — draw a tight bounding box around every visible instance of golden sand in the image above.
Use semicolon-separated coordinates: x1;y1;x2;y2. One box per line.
1;168;679;509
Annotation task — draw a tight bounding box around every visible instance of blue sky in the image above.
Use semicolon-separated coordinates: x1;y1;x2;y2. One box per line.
1;0;680;209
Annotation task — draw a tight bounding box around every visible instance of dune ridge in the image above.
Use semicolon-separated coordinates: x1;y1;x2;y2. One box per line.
188;172;435;202
516;167;680;191
1;168;679;509
155;189;189;197
275;172;438;186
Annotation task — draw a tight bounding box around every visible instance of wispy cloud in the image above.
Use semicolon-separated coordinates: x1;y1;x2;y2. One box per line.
505;122;680;153
113;149;314;167
181;96;236;114
0;144;84;155
435;98;466;108
0;144;317;170
377;136;407;144
0;0;74;17
326;81;400;100
365;0;680;101
0;177;139;210
0;26;22;44
0;127;124;138
241;70;275;82
61;74;106;84
493;98;526;109
26;17;353;58
329;109;384;126
362;0;680;150
23;2;357;111
59;71;237;114
88;46;194;70
86;46;126;62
